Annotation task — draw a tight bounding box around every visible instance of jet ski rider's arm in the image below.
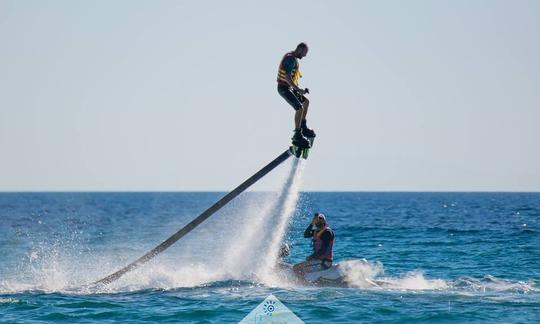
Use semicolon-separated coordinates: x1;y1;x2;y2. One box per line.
304;224;314;238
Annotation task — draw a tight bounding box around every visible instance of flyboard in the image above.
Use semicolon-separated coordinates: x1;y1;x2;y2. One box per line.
289;136;314;159
91;140;313;286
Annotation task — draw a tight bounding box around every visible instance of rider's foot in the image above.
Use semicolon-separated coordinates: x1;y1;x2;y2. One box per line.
301;125;316;138
301;119;316;138
292;129;311;148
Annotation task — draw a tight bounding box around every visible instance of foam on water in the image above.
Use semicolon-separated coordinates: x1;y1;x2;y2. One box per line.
377;271;449;290
339;262;539;294
0;298;21;304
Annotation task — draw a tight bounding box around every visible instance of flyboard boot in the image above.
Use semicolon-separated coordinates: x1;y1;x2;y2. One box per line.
290;128;311;159
301;120;316;147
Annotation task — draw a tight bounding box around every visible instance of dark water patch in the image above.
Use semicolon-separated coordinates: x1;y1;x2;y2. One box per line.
82;311;123;320
511;228;539;235
56;300;123;309
38;312;75;321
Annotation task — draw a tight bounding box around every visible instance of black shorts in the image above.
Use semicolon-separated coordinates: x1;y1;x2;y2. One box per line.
277;84;305;111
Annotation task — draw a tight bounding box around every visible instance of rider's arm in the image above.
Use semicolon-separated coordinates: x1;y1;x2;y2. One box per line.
304;224;314;238
284;74;302;93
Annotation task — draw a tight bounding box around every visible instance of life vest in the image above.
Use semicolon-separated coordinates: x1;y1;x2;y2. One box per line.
312;226;334;261
277;52;302;86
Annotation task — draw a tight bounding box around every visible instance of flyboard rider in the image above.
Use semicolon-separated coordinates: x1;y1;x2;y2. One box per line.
277;42;316;149
293;212;335;275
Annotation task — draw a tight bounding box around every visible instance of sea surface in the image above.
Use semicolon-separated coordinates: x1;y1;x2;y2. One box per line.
1;189;539;322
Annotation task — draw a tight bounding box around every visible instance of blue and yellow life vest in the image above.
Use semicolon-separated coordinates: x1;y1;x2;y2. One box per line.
277;52;302;86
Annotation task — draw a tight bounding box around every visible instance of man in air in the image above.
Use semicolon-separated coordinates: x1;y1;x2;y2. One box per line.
277;42;316;149
293;212;335;275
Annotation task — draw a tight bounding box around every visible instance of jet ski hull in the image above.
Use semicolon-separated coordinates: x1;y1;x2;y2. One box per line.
276;259;379;287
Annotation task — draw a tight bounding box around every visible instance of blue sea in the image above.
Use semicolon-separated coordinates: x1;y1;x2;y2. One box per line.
1;189;539;323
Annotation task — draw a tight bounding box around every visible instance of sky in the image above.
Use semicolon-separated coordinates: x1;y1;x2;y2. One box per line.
0;0;539;191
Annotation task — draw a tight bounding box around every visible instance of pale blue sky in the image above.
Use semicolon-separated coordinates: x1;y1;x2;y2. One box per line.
1;0;539;191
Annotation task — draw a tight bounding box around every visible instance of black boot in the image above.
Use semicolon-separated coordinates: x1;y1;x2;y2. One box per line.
301;120;316;138
292;129;311;148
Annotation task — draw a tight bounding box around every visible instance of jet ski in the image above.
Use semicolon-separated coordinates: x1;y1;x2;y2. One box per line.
275;244;379;287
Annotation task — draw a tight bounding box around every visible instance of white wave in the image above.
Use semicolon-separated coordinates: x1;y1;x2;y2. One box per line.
450;275;539;294
376;270;449;290
333;259;448;290
0;298;21;304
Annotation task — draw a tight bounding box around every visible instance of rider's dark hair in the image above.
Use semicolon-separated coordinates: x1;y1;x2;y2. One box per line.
296;42;308;51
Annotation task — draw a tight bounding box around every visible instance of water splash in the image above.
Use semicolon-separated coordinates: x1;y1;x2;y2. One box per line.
256;158;305;284
376;271;449;290
340;259;384;288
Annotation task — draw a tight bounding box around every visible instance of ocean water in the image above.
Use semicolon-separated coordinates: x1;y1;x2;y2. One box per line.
1;171;539;322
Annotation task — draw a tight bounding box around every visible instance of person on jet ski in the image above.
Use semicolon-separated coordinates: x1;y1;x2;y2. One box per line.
293;212;335;275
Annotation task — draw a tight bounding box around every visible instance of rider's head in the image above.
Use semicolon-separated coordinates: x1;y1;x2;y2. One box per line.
314;212;326;228
294;42;309;59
